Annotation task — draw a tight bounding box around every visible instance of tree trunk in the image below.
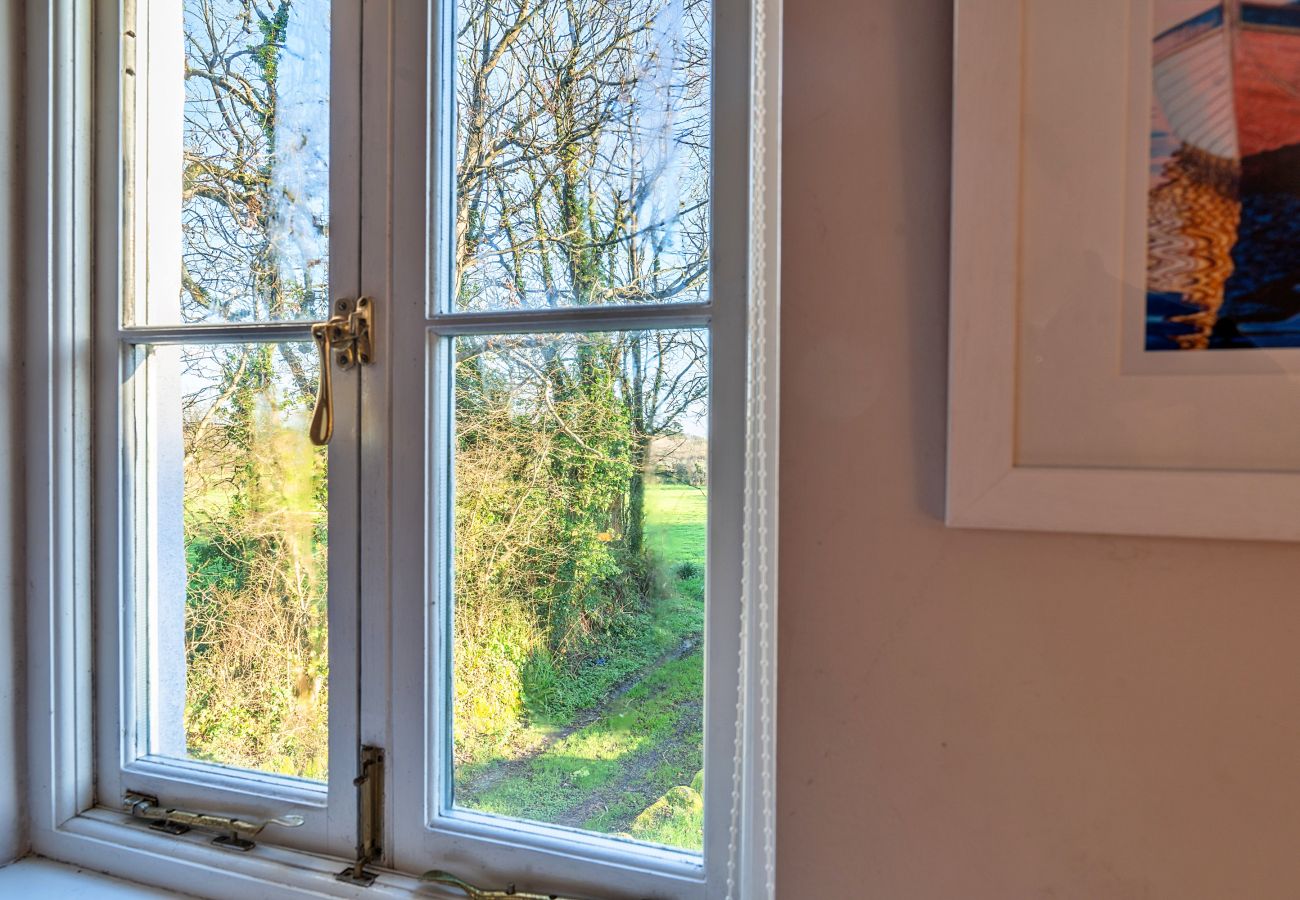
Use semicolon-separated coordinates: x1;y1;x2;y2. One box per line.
626;433;653;557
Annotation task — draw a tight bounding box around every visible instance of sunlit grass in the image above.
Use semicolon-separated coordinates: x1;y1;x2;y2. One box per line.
645;482;707;568
458;650;704;849
453;477;709;851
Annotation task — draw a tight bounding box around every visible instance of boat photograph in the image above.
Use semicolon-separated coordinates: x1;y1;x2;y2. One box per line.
1146;0;1300;349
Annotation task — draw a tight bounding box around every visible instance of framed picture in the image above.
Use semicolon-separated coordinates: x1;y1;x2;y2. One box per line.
949;0;1300;541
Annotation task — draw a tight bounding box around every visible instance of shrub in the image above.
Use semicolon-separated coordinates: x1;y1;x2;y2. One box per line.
520;648;562;718
674;561;703;581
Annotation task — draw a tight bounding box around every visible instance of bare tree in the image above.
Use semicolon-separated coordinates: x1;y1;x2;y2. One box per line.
454;0;711;559
178;0;331;777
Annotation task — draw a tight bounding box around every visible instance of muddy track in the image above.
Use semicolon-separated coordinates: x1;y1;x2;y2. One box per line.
457;634;702;802
553;693;703;832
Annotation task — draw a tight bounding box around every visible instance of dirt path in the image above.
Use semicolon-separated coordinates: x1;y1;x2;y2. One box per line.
552;692;702;833
456;633;701;802
453;644;705;846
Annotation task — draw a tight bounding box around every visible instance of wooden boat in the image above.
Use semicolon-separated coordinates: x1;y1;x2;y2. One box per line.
1154;2;1300;161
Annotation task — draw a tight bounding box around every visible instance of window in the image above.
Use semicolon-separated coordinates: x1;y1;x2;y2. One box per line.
25;0;778;896
99;0;361;858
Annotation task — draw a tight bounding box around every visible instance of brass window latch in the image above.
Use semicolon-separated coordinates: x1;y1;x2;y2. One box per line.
421;869;593;900
337;745;385;887
122;791;304;852
310;296;375;446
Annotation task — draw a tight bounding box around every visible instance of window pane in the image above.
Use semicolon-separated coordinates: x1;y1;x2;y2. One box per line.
134;1;331;324
130;343;329;779
451;0;711;311
449;329;708;853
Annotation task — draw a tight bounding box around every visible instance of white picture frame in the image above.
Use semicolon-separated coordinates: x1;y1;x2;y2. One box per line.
948;0;1300;542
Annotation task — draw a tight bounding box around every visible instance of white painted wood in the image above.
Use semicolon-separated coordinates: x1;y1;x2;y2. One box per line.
0;0;28;866
732;0;780;895
954;466;1300;542
948;0;1022;524
34;812;459;899
28;0;96;843
948;0;1300;541
356;0;396;807
0;857;186;899
320;0;367;856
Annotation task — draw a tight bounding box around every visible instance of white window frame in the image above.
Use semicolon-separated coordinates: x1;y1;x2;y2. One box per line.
23;0;780;896
374;1;770;897
87;0;365;860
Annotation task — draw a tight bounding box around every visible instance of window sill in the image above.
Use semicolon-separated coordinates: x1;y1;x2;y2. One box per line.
0;856;187;897
32;809;447;899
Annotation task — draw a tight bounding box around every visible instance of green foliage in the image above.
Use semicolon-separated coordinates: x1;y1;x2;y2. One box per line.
674;561;702;581
455;480;708;850
629;781;705;849
520;648;562;718
179;0;329;777
457;649;705;851
182;345;329;779
452;334;650;757
253;2;292;140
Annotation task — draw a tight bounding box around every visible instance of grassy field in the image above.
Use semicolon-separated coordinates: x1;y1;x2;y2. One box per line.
455;652;704;838
645;482;707;570
455;480;708;849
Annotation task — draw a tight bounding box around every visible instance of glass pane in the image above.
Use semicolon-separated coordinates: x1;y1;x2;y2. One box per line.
451;0;711;311
130;342;329;779
449;329;708;853
135;0;331;324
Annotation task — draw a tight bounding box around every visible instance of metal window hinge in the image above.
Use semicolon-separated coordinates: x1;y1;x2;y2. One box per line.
337;745;385;887
122;791;304;852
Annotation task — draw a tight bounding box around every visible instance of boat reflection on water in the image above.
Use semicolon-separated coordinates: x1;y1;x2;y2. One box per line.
1147;148;1240;350
1146;1;1300;350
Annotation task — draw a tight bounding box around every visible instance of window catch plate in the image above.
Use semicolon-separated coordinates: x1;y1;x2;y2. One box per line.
122;790;304;852
336;745;385;887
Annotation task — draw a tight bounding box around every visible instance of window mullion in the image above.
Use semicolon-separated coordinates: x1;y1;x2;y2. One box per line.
427;301;713;336
118;322;318;346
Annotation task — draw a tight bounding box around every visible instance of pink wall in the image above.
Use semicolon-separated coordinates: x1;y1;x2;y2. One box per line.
778;2;1300;897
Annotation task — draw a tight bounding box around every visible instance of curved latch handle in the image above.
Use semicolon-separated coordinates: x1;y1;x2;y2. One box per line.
309;296;375;446
309;320;335;446
421;869;592;900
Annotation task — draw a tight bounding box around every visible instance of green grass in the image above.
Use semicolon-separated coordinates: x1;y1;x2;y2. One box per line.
506;480;708;731
457;649;704;849
628;769;705;848
453;478;711;851
513;584;702;731
645;482;707;569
